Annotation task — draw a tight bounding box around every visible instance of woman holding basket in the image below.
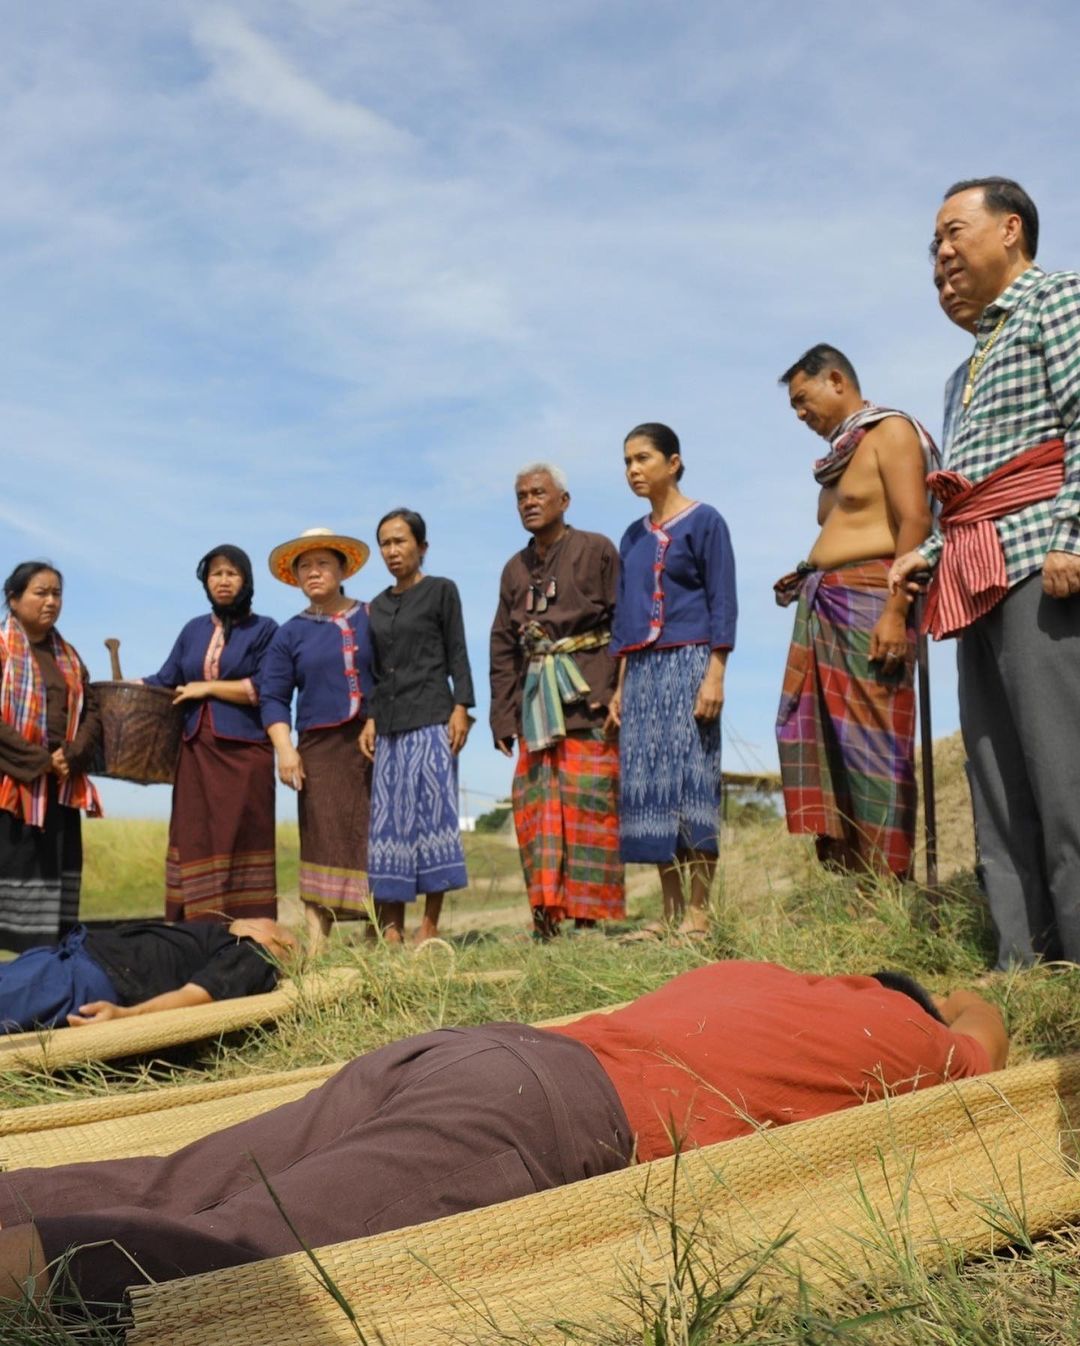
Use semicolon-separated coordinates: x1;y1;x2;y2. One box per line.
143;545;278;923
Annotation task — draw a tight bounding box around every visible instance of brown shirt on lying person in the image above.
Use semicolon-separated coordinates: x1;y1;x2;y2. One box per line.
489;526;619;745
0;646;100;784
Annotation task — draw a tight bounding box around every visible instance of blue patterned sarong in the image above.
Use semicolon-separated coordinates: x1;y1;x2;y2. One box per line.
368;724;468;901
618;644;722;863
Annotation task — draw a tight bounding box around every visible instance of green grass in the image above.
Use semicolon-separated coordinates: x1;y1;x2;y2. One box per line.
5;809;1080;1343
80;820;528;921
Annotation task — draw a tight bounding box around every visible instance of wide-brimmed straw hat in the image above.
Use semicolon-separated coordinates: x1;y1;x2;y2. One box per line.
267;527;370;587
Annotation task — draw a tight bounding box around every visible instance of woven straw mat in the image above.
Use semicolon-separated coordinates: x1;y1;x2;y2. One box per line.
0;968;357;1075
127;1054;1080;1346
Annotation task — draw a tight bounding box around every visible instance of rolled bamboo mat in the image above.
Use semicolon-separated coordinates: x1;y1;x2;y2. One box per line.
128;1055;1080;1346
0;1000;626;1169
0;969;358;1075
0;1069;337;1169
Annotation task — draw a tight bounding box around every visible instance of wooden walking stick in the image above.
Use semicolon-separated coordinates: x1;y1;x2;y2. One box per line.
911;578;939;895
104;637;124;681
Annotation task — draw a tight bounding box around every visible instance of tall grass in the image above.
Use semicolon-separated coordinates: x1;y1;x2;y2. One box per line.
6;759;1080;1344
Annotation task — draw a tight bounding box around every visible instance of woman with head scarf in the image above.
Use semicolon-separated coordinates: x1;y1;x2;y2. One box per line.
143;546;279;922
260;528;374;949
0;561;102;951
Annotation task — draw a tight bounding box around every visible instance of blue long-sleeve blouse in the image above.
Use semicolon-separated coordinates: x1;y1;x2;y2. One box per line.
144;613;278;743
610;501;737;656
259;603;375;733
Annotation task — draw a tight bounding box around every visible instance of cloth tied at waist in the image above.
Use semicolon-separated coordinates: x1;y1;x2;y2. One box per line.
922;438;1066;639
520;623;610;752
773;562;817;609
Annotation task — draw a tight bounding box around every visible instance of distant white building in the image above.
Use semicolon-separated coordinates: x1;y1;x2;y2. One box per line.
459;815;477;833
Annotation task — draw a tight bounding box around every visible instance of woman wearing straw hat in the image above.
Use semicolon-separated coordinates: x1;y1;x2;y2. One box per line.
359;508;474;945
260;528;375;949
0;561;102;952
143;545;279;924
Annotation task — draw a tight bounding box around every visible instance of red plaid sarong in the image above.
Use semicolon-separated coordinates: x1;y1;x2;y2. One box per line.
512;731;625;922
776;560;915;878
0;616;102;827
922;438;1065;639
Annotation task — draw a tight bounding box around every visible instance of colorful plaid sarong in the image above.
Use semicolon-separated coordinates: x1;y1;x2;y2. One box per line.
512;730;625;923
775;560;916;878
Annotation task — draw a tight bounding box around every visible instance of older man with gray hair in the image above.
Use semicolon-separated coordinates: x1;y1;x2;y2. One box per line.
490;463;624;939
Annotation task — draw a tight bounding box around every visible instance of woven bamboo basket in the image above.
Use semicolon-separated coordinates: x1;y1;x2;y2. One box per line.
0;969;358;1076
126;1055;1080;1346
89;681;184;784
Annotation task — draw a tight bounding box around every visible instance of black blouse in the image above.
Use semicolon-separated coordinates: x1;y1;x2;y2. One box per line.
368;576;475;734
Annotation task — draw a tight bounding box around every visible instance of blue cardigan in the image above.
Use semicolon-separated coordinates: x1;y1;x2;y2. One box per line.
144;613;278;743
260;604;375;733
610;502;737;656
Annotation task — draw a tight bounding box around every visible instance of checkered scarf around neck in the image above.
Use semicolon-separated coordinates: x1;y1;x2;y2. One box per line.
0;614;103;826
814;404;941;487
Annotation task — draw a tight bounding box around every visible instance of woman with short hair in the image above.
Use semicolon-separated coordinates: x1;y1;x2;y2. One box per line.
608;424;737;936
261;528;374;948
0;561;101;951
143;545;278;922
360;508;473;944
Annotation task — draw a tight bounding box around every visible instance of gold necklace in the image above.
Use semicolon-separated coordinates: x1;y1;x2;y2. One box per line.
962;312;1009;408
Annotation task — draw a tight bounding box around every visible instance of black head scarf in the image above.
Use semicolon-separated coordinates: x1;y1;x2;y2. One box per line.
196;545;254;642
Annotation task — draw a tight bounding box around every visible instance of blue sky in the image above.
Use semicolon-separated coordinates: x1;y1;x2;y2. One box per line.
4;1;1078;818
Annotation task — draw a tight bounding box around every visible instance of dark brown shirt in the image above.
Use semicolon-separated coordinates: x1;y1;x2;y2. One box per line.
489;526;619;743
0;646;100;784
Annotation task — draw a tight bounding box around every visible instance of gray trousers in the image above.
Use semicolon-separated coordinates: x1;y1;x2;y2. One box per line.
957;574;1080;966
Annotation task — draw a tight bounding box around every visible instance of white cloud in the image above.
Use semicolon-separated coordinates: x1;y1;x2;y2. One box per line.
191;8;415;151
2;0;1077;809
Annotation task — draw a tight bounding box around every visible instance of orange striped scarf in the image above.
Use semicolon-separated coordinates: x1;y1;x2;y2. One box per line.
0;615;103;826
922;438;1065;639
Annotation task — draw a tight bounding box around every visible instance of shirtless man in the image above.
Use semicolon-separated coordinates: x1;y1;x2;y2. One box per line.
775;344;938;877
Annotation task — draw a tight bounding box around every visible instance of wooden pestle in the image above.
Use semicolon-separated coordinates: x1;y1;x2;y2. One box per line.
104;638;123;681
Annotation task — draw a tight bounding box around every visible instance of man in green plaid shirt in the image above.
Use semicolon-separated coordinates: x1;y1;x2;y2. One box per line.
893;177;1080;968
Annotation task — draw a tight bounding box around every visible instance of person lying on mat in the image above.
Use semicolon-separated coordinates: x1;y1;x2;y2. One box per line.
0;918;298;1033
0;959;1006;1311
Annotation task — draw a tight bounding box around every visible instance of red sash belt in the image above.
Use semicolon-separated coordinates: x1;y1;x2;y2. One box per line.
922;438;1065;638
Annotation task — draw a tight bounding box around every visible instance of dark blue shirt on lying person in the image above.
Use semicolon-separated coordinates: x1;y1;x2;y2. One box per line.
143;613;278;742
259;602;375;733
0;923;281;1033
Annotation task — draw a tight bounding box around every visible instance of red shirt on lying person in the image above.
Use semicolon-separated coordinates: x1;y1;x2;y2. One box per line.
551;960;992;1162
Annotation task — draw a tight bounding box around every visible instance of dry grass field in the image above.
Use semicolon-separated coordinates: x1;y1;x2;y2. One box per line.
4;733;1080;1343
